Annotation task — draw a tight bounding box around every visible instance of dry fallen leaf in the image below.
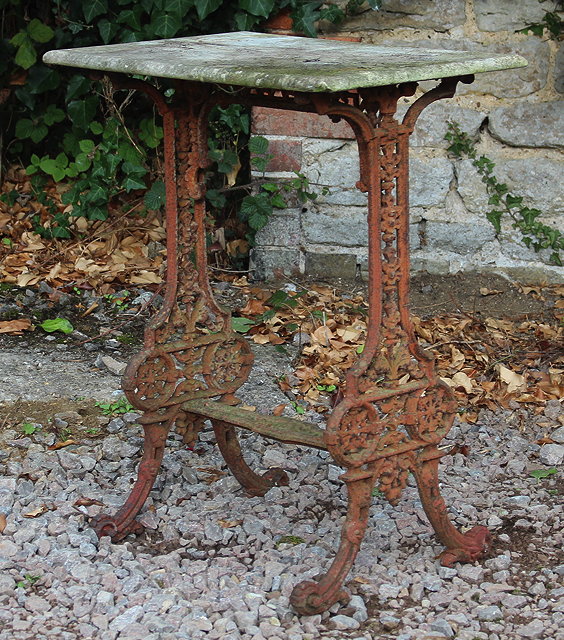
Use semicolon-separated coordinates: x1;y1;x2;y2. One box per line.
0;318;33;335
498;364;527;393
73;497;104;508
48;439;77;451
130;270;162;284
218;519;243;528
0;513;6;534
480;287;503;296
272;404;286;416
23;505;50;518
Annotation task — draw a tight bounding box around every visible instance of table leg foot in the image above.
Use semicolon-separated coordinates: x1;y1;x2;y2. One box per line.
290;468;374;615
413;455;492;565
90;419;170;542
212;419;289;497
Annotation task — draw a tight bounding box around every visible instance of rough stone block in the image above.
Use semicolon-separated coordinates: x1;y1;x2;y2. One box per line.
254;209;302;247
556;44;564;94
425;221;496;254
456;156;564;216
302;139;360;191
409;103;486;149
489;101;563;149
301;138;367;206
252;107;354;139
305;252;357;280
474;0;548;32
410;156;453;208
303;204;368;247
343;0;465;32
249;248;303;281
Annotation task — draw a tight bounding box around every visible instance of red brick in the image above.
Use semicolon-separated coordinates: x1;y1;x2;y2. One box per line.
252;107;355;140
264;139;302;173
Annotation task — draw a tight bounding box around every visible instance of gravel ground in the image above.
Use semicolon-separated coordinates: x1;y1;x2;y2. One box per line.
0;282;563;640
1;341;563;640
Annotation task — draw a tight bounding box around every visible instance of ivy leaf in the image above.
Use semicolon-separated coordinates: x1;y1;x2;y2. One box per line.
15;118;35;139
72;153;92;173
40;318;74;334
194;0;222;20
248;135;269;154
232;317;255;333
66;75;91;101
152;12;183;38
270;193;287;209
165;0;194;14
78;139;95;153
87;184;108;203
83;0;108;23
13;35;37;69
30;124;49;143
43;105;65;126
68;97;98;130
27;19;54;43
98;19;119;44
144;181;166;210
124;176;147;192
486;210;502;235
239;0;275;18
39;158;65;181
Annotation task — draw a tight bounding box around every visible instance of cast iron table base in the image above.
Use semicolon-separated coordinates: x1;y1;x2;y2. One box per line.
41;33;526;615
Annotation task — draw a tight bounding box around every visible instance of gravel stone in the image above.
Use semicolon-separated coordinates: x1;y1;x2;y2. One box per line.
515;619;547;638
331;614;360;630
538;444;564;466
430;618;455;637
476;605;503;622
457;565;484;584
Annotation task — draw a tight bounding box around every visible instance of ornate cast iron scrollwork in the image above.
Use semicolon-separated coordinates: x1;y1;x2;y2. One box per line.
90;74;490;615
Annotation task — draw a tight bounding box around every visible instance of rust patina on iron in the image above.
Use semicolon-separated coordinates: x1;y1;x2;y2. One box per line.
43;33;526;616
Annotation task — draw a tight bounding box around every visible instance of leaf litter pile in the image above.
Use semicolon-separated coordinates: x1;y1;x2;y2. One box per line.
230;278;563;426
0;167;167;290
1;167;562;431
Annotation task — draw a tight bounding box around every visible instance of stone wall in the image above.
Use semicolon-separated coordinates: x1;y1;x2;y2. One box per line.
251;0;563;283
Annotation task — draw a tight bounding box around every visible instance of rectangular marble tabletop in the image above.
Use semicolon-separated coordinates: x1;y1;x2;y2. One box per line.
43;31;527;93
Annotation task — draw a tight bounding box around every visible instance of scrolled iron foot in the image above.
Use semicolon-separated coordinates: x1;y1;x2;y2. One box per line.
262;467;290;487
290;579;350;616
439;525;492;567
91;514;145;542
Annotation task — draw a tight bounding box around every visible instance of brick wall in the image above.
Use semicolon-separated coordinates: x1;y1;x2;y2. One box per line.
251;0;563;283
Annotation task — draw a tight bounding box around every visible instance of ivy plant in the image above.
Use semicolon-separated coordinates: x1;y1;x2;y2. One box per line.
445;122;563;266
0;1;377;247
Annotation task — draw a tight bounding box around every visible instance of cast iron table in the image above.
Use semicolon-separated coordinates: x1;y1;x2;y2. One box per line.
44;33;527;615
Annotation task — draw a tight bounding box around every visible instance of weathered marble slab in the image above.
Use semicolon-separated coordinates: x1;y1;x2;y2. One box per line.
43;31;527;92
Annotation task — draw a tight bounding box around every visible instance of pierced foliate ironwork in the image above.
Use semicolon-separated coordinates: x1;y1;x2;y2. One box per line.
86;74;491;616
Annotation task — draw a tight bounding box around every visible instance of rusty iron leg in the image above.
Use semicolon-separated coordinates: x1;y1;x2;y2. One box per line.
92;418;170;541
412;454;491;566
212;419;289;497
290;468;376;615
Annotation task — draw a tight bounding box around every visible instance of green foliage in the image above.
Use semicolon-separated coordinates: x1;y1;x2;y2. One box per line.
1;1;376;244
232;316;256;333
39;318;74;334
16;574;41;590
238;135;322;244
21;422;40;435
276;534;306;546
445;122;563;266
530;468;558;479
518;0;563;39
95;397;134;416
